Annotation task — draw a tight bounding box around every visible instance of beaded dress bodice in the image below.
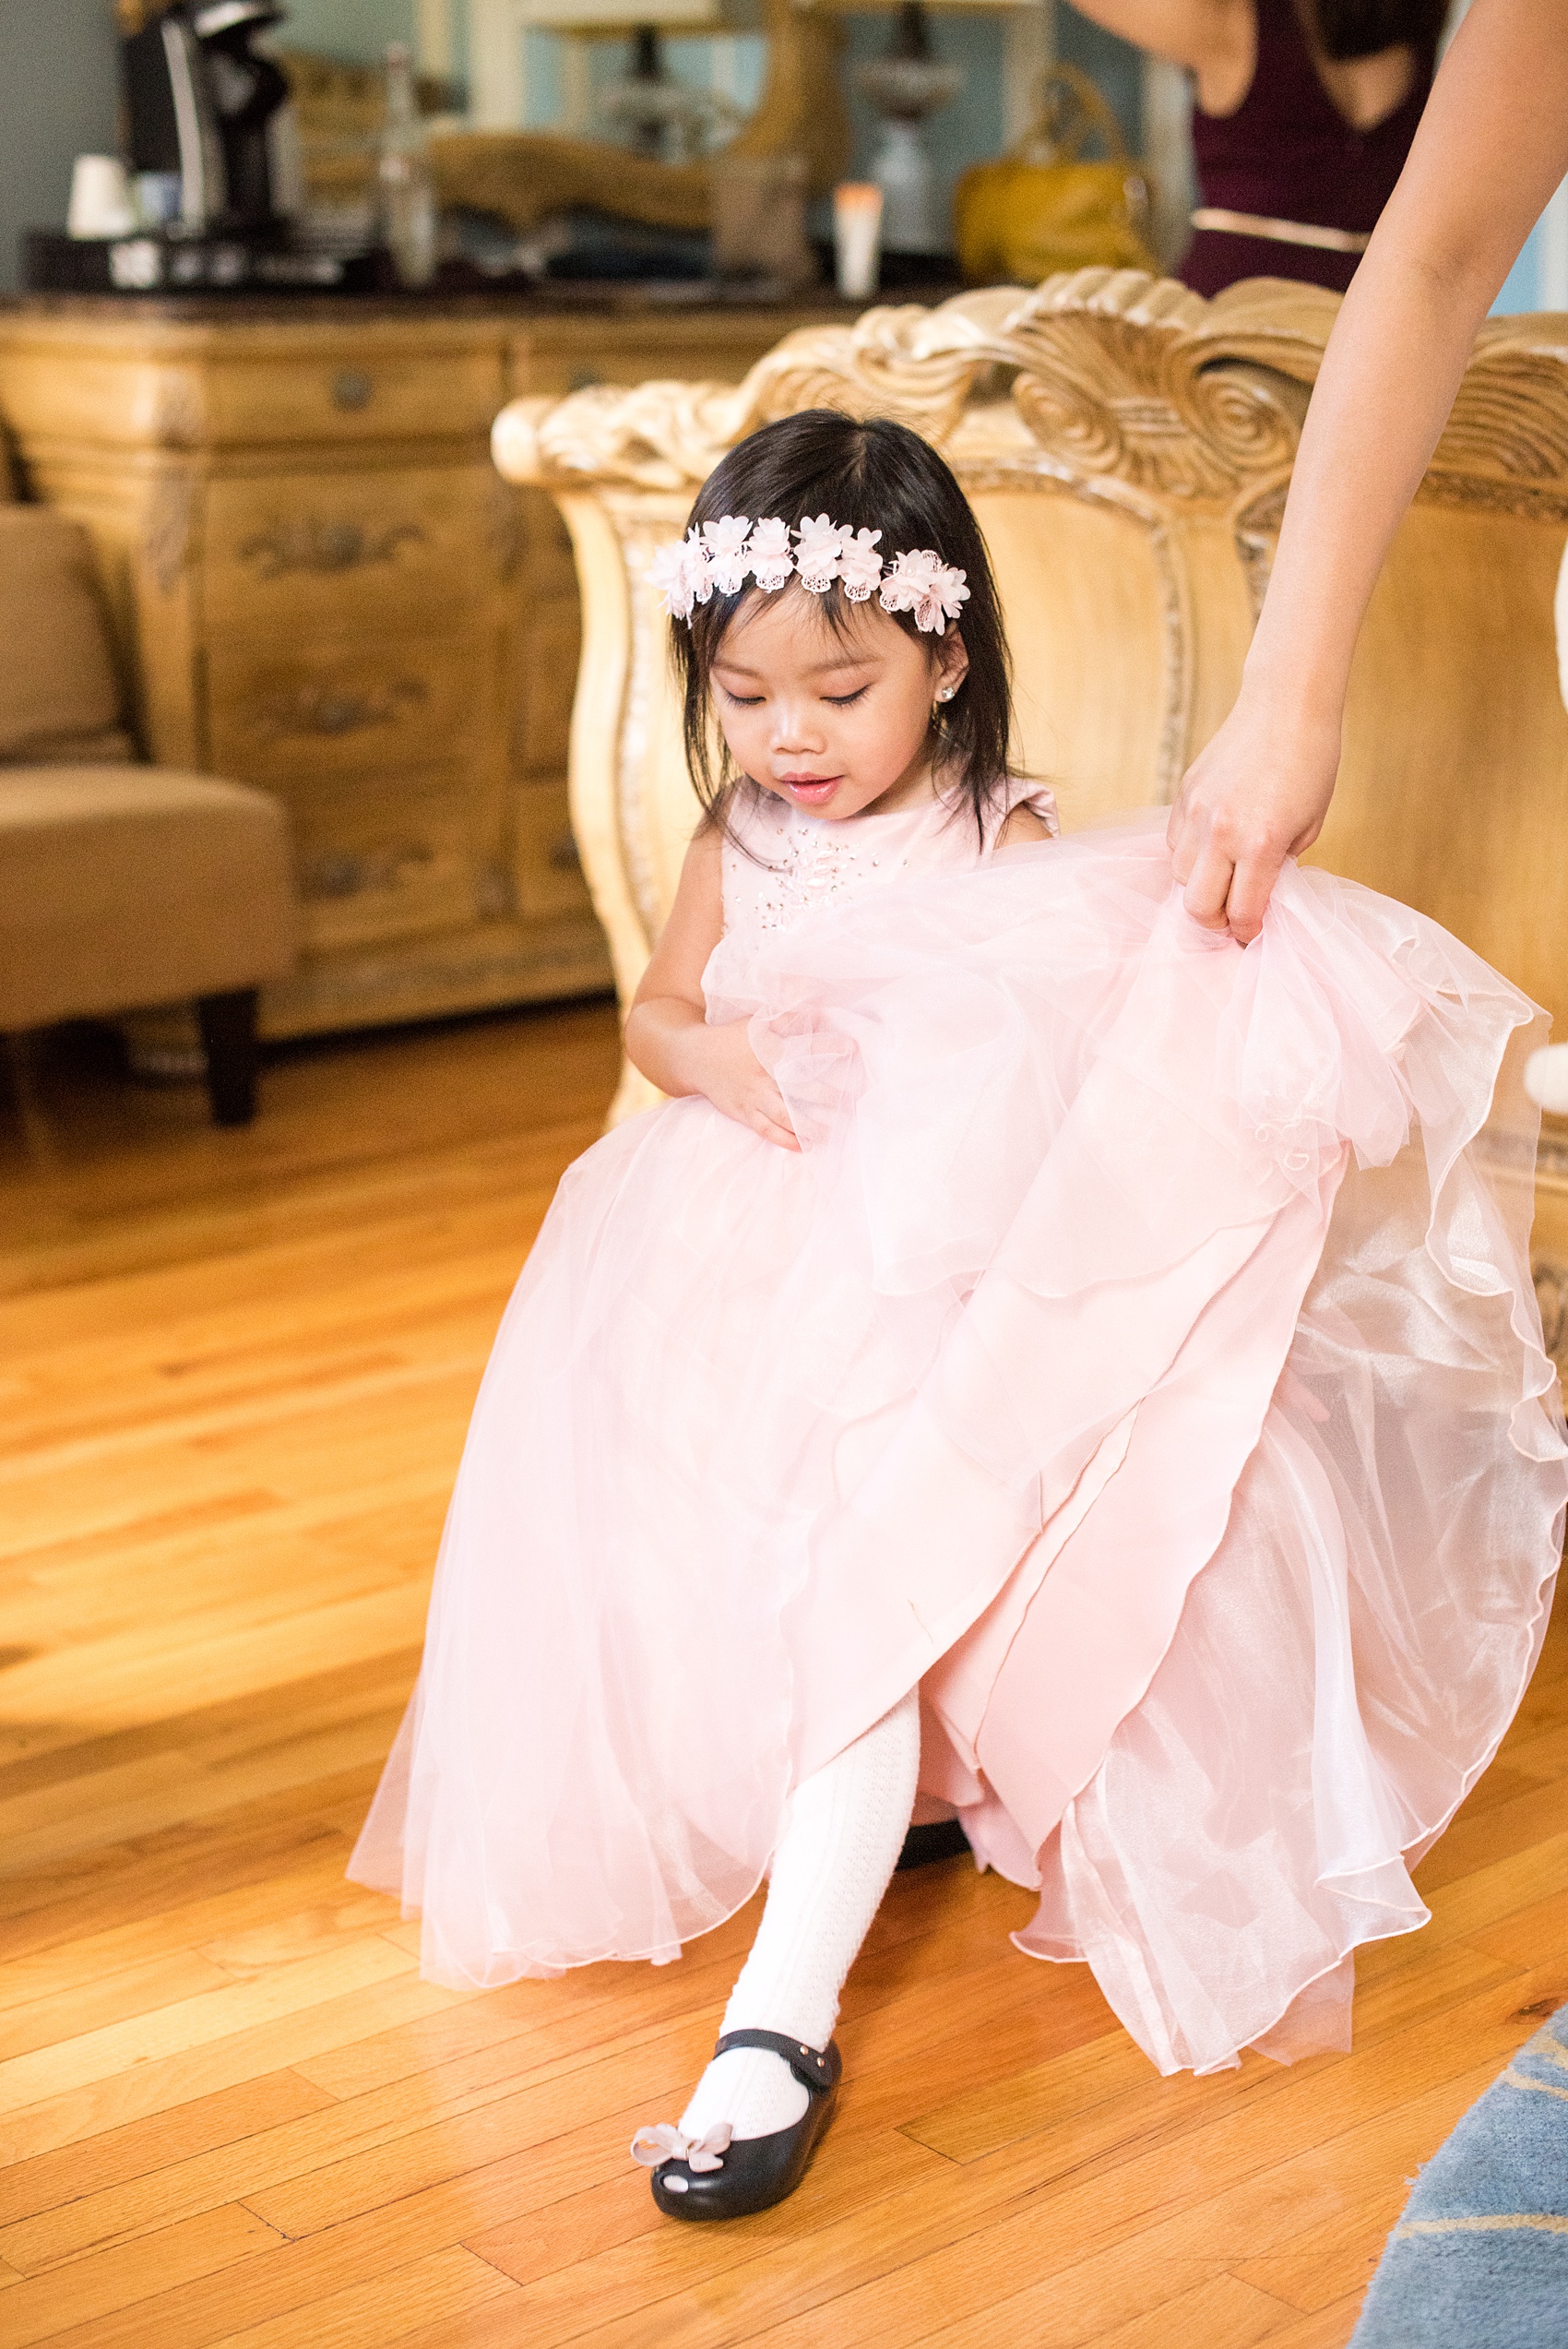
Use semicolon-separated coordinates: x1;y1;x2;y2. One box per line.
720;779;1059;940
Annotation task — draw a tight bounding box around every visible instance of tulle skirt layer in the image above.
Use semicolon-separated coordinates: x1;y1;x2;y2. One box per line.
350;820;1567;2074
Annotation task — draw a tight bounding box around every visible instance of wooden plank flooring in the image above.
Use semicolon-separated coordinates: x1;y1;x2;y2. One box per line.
0;1008;1563;2349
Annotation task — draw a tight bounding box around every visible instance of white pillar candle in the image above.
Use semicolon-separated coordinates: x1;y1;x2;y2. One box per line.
834;182;884;303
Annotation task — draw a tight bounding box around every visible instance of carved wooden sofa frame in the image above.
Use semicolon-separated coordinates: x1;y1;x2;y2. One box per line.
493;267;1568;1333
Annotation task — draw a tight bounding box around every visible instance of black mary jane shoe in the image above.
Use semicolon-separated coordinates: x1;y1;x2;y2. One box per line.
638;2029;841;2221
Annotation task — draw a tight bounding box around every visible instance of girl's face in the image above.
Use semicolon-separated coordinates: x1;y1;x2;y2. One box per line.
709;587;969;821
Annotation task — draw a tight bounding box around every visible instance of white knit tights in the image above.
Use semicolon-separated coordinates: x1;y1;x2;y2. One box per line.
679;1689;921;2144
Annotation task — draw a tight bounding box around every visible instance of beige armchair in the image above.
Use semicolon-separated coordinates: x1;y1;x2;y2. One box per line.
0;505;296;1126
492;266;1568;1345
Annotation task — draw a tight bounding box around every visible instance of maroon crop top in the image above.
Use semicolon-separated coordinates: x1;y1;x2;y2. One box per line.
1183;0;1437;297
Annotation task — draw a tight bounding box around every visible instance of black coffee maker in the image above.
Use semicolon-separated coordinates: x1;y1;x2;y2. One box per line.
122;1;292;234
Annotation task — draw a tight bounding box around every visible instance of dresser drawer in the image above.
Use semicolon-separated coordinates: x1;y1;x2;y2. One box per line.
509;313;841;402
513;780;597;924
206;635;490;784
205;344;506;448
204;465;512;634
291;771;477;951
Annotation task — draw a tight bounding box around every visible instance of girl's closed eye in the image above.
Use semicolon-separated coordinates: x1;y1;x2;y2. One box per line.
708;676;765;709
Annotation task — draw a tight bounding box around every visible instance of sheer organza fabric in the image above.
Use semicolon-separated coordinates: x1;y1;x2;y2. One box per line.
350;801;1566;2077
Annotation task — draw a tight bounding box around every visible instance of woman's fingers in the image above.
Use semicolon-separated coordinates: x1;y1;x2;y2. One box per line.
1177;838;1238;933
1176;820;1290;943
1221;842;1285;945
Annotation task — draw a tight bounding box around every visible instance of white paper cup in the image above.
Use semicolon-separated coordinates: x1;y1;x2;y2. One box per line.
833;182;883;302
67;155;136;239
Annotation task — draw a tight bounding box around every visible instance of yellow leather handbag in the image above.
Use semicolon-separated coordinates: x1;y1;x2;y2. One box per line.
955;63;1158;287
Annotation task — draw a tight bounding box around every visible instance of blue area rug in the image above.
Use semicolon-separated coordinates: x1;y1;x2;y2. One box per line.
1351;2002;1568;2347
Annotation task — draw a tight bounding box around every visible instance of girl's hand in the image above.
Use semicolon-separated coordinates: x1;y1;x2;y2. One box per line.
622;831;797;1146
690;1019;801;1151
1168;689;1341;944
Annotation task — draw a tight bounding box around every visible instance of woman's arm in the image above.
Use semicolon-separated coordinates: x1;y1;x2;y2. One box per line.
624;823;801;1151
1065;0;1253;102
1169;0;1568;942
1064;0;1248;73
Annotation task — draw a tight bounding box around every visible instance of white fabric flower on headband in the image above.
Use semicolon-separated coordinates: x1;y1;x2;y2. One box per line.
748;517;794;591
838;528;885;602
794;514;846;593
701;515;752;596
880;546;970;635
649;513;968;633
648;529;713;620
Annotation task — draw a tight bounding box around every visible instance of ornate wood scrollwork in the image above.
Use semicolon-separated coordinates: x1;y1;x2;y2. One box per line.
239;519;426;580
301;838;436;901
248;678;428;740
499;271;1332;513
1425;328;1568;517
1001;277;1311;513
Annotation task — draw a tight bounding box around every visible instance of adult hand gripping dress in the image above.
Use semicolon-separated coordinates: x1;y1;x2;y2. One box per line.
350;782;1568;2078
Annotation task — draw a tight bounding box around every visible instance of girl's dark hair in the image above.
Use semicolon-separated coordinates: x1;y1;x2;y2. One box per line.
672;410;1014;839
1313;0;1446;60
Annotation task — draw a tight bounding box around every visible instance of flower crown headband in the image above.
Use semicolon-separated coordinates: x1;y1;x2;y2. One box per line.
648;514;970;636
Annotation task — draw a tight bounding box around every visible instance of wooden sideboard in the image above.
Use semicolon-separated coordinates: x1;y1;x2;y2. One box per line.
0;295;847;1037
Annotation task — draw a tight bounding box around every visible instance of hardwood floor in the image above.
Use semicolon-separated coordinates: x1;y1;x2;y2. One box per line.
0;1010;1563;2349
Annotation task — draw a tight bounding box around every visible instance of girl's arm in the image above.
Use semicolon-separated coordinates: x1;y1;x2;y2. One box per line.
624;823;801;1151
996;804;1054;851
1168;0;1568;942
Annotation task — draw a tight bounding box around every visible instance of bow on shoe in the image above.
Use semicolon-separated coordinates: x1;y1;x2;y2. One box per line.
630;2121;732;2174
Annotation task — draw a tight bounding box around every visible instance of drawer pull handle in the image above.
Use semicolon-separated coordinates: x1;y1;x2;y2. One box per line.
250;679;427;739
548;830;582;873
240;519;425;578
331;368;374;411
303;840;436;900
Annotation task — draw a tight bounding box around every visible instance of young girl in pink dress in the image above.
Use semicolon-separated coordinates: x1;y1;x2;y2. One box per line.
351;410;1567;2222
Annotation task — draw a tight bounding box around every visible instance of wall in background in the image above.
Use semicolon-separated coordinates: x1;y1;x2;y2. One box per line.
283;0;418;64
1492;188;1568;316
0;0;120;296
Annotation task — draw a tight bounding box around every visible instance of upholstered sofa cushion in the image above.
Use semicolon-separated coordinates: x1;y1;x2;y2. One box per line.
0;507;135;767
0;767;295;1030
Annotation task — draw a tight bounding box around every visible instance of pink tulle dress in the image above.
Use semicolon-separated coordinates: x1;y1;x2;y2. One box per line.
350;779;1567;2077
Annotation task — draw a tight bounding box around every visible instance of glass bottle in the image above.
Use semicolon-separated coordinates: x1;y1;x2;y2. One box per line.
379;43;437;288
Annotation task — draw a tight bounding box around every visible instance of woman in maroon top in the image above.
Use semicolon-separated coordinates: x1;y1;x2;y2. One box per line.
1169;0;1568;943
1073;0;1448;294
